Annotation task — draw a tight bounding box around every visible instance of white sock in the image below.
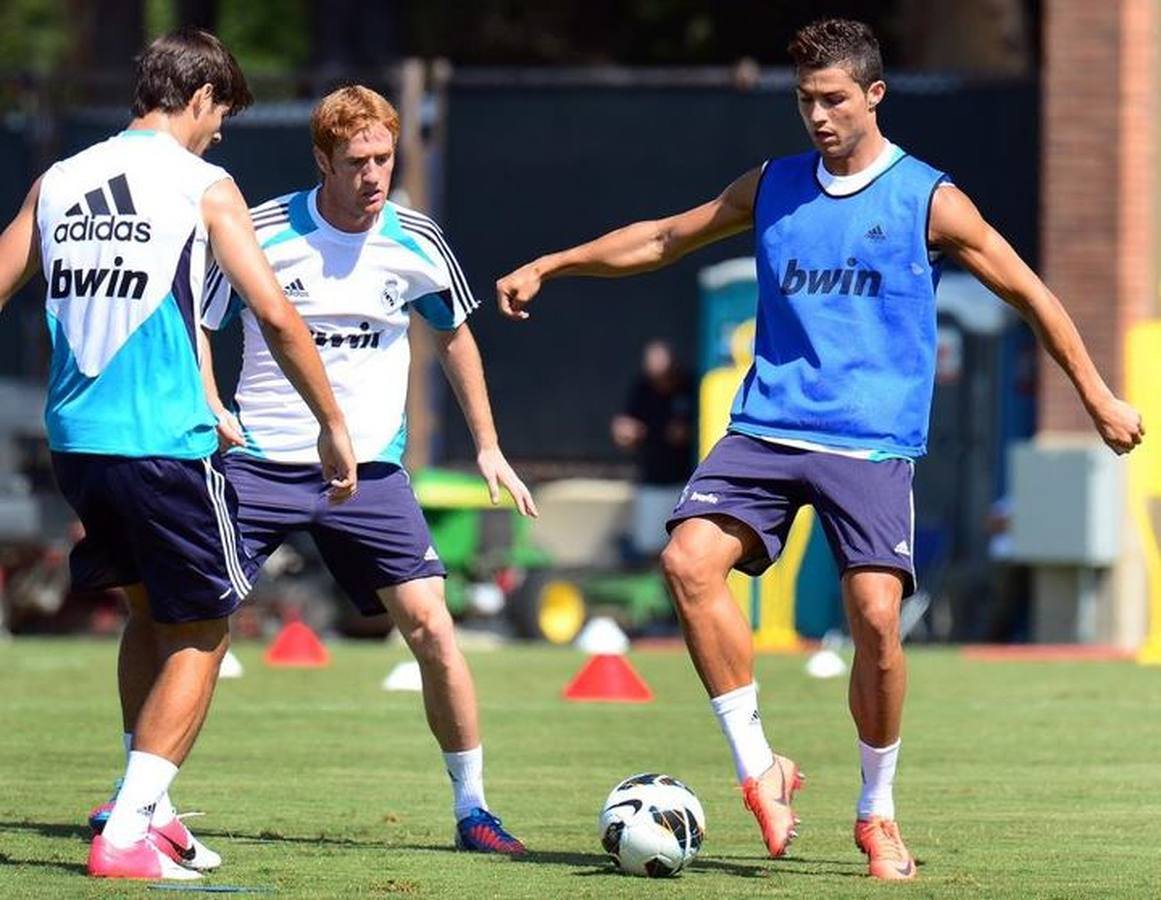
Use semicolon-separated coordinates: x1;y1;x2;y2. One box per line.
857;738;900;820
102;751;178;848
710;682;775;783
152;788;178;826
123;731;176;825
444;746;487;821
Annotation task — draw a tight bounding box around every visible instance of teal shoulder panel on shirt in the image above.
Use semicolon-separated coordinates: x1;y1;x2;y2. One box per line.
409;291;457;331
380;204;434;264
260;191;318;250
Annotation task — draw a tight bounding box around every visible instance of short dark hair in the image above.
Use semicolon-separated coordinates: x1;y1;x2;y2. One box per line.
787;18;883;89
131;28;253;118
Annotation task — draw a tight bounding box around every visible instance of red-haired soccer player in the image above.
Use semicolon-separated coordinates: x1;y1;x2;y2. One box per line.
199;85;531;856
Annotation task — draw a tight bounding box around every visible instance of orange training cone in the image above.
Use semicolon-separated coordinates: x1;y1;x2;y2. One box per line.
264;621;330;668
563;654;653;703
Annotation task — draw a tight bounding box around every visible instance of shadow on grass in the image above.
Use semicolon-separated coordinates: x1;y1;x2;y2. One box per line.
392;843;868;880
0;820;90;841
0;822;879;881
0;849;88;877
0;819;392;851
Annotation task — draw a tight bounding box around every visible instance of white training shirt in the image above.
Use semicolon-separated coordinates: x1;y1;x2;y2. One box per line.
203;187;477;464
38;129;228;458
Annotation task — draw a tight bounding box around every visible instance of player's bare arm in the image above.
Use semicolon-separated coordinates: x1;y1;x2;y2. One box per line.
201;178;358;498
496;167;761;320
196;326;244;450
434;323;537;516
929;184;1144;455
0;178;43;308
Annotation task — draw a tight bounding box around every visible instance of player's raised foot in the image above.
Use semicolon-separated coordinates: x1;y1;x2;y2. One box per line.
454;808;526;855
150;815;222;871
87;779;122;833
854;816;916;881
741;754;804;858
87;833;203;881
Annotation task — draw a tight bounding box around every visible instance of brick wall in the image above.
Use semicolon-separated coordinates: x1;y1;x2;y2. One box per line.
1040;0;1156;433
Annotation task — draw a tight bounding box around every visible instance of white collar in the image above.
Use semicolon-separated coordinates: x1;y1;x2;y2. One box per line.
816;140;901;197
307;186;380;242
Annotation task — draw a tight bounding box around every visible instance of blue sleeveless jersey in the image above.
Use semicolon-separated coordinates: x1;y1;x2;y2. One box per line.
730;150;947;458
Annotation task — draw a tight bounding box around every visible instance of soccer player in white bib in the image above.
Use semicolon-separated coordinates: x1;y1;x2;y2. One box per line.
201;86;533;855
0;30;357;880
497;18;1144;881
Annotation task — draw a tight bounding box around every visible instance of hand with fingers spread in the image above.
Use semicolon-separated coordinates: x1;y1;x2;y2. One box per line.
495;262;543;321
477;447;538;517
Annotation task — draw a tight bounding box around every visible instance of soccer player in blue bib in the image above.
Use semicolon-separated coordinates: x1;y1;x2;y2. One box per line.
200;86;532;855
496;18;1144;880
0;30;357;880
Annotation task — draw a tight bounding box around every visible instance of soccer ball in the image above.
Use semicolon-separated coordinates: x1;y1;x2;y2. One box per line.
597;773;706;877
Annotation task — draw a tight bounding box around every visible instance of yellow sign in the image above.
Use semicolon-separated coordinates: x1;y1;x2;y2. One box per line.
1127;322;1161;664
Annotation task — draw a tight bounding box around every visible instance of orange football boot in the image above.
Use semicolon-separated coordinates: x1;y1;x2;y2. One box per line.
741;754;804;857
854;816;917;880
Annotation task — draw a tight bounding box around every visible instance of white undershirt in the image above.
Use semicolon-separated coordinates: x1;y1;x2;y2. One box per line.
815;139;902;197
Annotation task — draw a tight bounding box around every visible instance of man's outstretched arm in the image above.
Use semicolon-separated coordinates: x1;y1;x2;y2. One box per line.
496;167;761;320
0;178;43;309
929;184;1144;454
201;179;357;499
433;323;537;517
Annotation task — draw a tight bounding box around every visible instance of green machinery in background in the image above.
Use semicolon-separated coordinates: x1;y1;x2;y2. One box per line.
413;468;671;643
414;257;845;645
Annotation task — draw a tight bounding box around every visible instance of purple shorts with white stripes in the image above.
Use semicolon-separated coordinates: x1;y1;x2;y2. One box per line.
223;455;446;616
51;451;258;623
666;433;917;595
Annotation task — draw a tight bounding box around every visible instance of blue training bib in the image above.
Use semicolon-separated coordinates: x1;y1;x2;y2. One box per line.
730;149;947;458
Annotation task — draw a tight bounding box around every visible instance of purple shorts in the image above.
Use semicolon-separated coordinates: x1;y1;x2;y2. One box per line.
52;452;258;624
223;455;446;616
666;433;916;594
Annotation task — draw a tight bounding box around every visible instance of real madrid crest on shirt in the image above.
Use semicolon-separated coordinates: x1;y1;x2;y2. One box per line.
381;274;402;312
201;189;479;465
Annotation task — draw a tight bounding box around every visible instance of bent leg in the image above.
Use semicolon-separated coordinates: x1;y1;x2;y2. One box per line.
376;577;519;839
660;515;761;696
845;567;908;829
132;616;231;764
102;615;229;850
844;567;907;747
378;577;478;752
118;584;158;735
663;515;803;854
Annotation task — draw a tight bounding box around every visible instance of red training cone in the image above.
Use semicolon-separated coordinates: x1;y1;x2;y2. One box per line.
264;621;330;668
563;654;653;703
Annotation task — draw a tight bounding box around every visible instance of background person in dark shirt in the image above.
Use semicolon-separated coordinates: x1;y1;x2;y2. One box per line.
611;340;695;557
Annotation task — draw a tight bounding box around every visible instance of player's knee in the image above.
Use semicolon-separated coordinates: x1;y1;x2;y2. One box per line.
402;603;457;662
660;538;715;605
155;616;230;657
854;594;901;649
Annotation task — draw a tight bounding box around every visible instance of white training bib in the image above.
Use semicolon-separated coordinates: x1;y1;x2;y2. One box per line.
38;129;228;458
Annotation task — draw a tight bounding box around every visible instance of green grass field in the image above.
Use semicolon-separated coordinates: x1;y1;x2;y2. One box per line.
2;638;1161;898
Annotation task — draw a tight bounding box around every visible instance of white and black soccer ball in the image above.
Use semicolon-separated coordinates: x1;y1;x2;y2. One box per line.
597;773;706;877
